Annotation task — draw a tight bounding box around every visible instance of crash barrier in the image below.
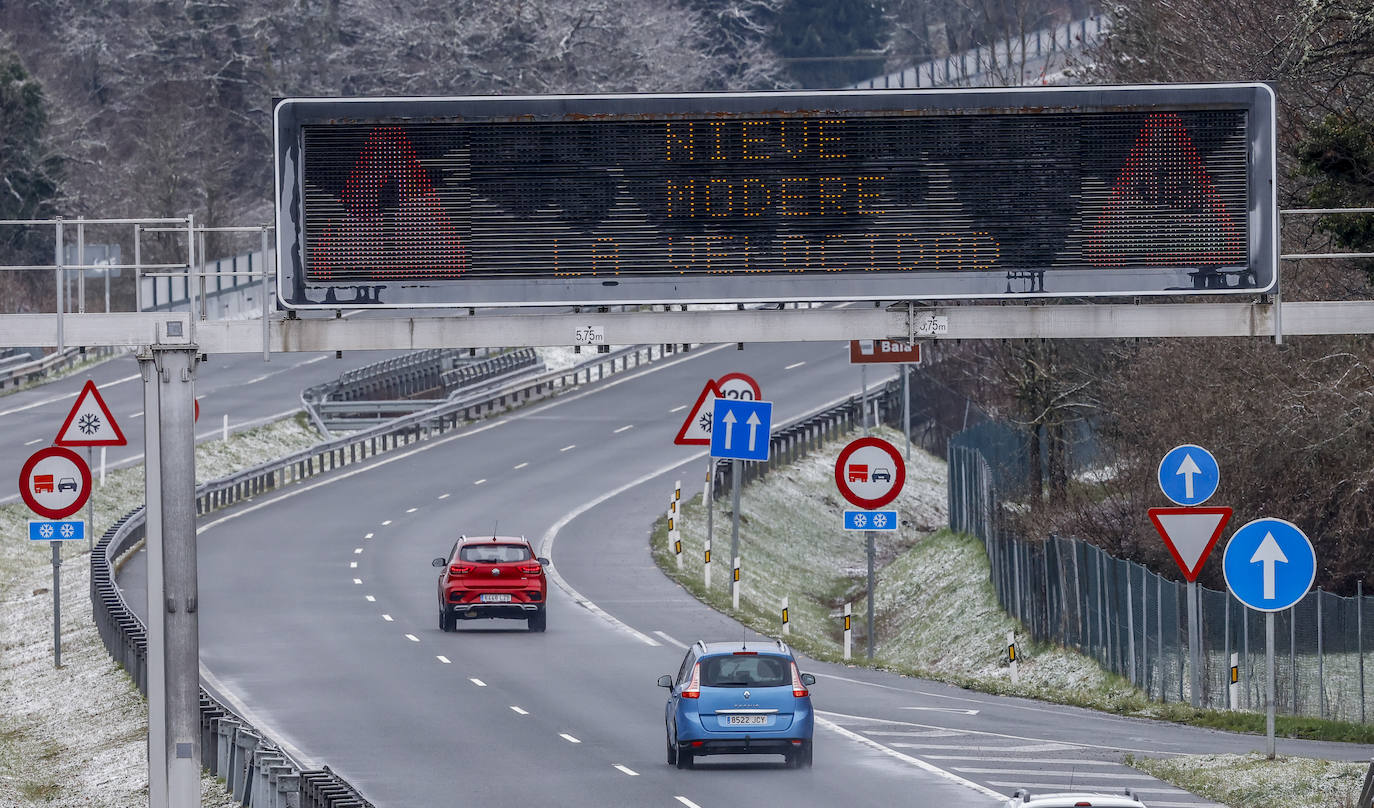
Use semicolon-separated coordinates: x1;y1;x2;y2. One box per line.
0;344;122;391
711;378;904;497
302;347;544;433
851;14;1108;90
950;439;1374;722
91;342;683;805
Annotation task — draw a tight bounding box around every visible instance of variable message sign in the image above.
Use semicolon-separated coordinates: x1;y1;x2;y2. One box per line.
275;84;1275;309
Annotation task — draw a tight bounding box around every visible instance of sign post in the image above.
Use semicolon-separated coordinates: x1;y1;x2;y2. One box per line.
1155;444;1222;707
834;436;906;659
1223;517;1316;759
710;394;772;613
54;378;127;551
19;445;93;668
849;340;923;460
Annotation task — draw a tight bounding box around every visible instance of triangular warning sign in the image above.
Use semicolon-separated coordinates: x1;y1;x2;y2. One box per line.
1148;506;1232;582
674;380;722;446
1086;113;1244;267
55;379;128;447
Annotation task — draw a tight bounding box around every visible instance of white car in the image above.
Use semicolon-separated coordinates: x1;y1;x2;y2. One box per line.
1004;790;1147;808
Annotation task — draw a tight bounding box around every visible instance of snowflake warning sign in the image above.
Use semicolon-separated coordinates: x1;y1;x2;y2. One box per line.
54;379;127;447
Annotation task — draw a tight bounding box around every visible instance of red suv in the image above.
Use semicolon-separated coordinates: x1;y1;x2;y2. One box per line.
432;536;549;632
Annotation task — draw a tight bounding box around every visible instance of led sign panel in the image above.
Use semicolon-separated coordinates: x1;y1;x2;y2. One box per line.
274;85;1275;309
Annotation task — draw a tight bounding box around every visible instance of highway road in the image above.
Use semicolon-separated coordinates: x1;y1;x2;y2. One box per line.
0;349;401;503
115;340;1374;807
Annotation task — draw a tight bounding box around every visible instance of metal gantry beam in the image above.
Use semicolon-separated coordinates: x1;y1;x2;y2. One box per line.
6;299;1374;352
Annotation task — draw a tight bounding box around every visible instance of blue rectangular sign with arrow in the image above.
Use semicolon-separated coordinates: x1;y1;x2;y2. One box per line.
710;399;772;461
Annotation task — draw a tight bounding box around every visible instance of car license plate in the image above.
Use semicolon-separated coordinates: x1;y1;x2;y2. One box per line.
479;593;512;603
726;715;768;725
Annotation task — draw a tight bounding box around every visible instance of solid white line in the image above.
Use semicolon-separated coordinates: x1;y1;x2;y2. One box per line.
560;733;581;744
404;634;419;643
474;479;487;485
924;755;1119;765
815;717;1002;800
200;663;319;770
559;444;575;452
985;781;1186;795
470;678;486;687
365;595;375;602
674;797;703;808
382;614;393;622
613;424;633;433
957;767;1154;779
0;372;140;417
785;361;806;370
669;405;687;413
513;462;528;469
654;630;688;649
818;710;1183;757
509;705;528;715
612;764;638;777
245;374;271;385
438;493;450;499
436;656;451;664
294;355;330;366
406;507;417;513
23;438;42;446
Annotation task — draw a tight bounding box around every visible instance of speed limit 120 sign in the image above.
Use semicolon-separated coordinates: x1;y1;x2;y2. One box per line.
834;437;906;510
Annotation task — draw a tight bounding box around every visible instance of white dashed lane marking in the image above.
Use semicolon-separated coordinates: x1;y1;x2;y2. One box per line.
404;634;419;643
436;656;451;664
675;798;703;808
613;425;633;433
354;548;363;554
613;765;638;776
381;520;391;526
669;405;687;413
349;562;357;569
352;578;362;585
470;678;487;687
509;706;528;715
785;361;806;369
438;493;450;499
365;595;376;602
364;533;373;539
406;507;417;513
559;445;575;452
474;479;487;485
382;615;393;622
513;462;528;469
560;733;581;744
23;438;42;446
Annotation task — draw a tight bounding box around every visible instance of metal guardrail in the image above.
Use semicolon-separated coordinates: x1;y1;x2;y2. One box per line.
0;345;121;391
90;341;684;806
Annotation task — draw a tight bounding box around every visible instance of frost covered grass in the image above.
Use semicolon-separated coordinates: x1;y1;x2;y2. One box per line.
1128;752;1367;808
0;415;319;806
651;425;1131;703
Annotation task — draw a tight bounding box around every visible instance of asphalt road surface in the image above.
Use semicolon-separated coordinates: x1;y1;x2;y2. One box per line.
0;348;400;503
116;341;1374;808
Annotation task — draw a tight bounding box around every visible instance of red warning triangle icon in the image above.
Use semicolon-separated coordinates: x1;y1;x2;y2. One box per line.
1148;506;1232;582
54;379;128;447
310;126;467;280
674;380;722;446
1087;113;1244;267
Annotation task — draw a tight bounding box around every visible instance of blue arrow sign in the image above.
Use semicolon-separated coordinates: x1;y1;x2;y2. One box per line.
28;520;85;541
1158;444;1220;506
1223;517;1315;612
843;510;898;531
710;399;772;461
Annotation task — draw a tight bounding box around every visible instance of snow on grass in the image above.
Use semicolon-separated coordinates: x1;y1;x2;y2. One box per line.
1128;753;1367;808
0;416;319;806
653;425;1126;700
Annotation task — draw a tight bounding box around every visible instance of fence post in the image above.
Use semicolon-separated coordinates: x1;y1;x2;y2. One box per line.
732;557;741;610
1318;588;1326;719
782;596;790;636
1291;609;1298;714
1126;566;1136;686
1361;579;1366;724
843;603;852;660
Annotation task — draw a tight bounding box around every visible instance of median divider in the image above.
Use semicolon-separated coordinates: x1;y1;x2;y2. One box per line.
89;342;682;807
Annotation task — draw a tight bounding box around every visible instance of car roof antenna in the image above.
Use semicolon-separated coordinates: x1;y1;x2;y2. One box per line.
492;520;499;540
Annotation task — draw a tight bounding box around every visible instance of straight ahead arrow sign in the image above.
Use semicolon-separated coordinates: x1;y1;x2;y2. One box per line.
1250;532;1289;600
1176;452;1202;500
721;409;737;450
746;411;761;451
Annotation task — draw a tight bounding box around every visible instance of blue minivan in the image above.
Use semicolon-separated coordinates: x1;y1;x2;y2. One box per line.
657;640;816;769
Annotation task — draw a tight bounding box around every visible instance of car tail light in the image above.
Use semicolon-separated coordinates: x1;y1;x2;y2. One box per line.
732;651;757;655
520;563;543;575
790;660;808;698
449;564;472;575
681;663;701;699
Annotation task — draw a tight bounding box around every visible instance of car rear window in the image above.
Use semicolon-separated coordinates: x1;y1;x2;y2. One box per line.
458;543;532;563
699;654;790;687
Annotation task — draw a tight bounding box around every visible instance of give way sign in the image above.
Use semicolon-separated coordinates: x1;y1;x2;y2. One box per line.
1148;506;1232;582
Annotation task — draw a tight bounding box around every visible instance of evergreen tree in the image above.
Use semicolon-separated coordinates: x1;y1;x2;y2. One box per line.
0;42;62;307
1298;113;1374;277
